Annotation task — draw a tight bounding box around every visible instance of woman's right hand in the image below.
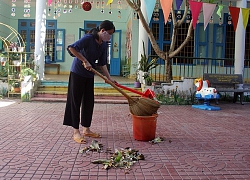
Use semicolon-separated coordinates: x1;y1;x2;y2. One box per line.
82;61;92;71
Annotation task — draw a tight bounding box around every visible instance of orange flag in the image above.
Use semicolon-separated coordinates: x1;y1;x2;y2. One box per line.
160;0;173;24
229;6;240;32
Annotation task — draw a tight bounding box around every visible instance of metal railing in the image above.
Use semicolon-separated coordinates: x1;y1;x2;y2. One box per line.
149;57;250;83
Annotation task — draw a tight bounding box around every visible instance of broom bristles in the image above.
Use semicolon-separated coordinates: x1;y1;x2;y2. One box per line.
128;97;160;116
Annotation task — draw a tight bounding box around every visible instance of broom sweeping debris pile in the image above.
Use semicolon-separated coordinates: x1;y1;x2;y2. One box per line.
91;68;160;116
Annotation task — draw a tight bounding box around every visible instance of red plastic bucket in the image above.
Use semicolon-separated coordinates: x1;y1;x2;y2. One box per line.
132;114;158;141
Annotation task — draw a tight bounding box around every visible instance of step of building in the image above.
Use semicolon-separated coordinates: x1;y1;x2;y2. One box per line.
32;83;142;103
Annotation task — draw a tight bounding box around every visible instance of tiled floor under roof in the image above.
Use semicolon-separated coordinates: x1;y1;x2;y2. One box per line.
0;99;249;180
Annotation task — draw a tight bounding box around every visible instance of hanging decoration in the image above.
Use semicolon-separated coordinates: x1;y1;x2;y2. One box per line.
217;4;223;25
107;0;113;5
100;0;104;13
176;10;182;22
133;10;137;20
227;12;232;25
48;1;52;16
11;0;16;17
108;3;112;14
48;0;53;6
96;1;100;9
68;0;73;13
186;10;192;23
57;0;62;17
24;0;31;18
210;16;213;23
144;0;156;23
242;8;250;29
152;0;160;21
160;0;173;24
189;0;202;29
168;13;172;22
63;0;68;13
74;0;79;9
82;1;92;11
176;0;183;10
117;0;122;18
229;6;240;31
53;0;58;19
203;3;216;30
90;0;95;9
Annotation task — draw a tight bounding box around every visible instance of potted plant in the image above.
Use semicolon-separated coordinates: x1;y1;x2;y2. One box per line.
132;63;141;88
143;73;153;86
20;67;37;79
0;52;7;66
138;41;159;84
14;81;21;93
9;80;21;93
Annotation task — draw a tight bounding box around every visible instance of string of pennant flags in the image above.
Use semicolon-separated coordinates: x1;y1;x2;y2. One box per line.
12;0;250;29
145;0;250;32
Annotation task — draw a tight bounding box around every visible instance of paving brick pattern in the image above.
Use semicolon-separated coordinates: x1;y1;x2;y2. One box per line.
0;99;250;180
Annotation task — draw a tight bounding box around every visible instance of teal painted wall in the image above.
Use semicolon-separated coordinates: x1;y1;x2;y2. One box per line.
0;1;136;74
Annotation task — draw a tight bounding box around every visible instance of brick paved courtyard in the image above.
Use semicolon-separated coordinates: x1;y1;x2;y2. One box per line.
0;99;249;180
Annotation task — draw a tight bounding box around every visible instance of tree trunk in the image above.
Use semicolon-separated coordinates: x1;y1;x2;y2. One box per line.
165;57;172;83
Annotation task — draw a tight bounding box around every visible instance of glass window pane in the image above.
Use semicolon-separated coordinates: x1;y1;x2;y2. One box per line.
20;22;27;27
198;25;206;42
163;24;171;41
215;46;223;58
216;26;223;43
151;23;159;41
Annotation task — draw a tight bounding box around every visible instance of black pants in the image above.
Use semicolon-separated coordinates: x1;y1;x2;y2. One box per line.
63;72;94;129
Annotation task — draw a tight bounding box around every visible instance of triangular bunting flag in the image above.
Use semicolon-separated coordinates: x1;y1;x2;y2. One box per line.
189;0;203;29
216;5;223;18
48;0;53;6
229;6;240;31
160;0;173;24
107;0;113;5
241;8;250;29
145;0;156;23
176;0;183;10
203;3;216;31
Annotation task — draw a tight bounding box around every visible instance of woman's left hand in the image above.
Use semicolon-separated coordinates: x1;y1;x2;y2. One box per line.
105;78;117;84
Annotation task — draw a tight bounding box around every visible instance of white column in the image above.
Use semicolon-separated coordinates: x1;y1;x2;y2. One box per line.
138;0;149;64
234;0;247;75
35;0;46;80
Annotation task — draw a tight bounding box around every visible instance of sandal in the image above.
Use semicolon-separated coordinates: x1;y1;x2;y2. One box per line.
83;132;102;138
73;136;87;144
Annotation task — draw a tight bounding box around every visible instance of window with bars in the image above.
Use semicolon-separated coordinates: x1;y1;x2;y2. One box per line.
174;23;194;64
224;25;235;66
149;10;194;65
245;25;250;67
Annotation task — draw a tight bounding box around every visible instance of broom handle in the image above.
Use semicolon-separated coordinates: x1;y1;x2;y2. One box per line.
91;68;132;100
114;83;146;97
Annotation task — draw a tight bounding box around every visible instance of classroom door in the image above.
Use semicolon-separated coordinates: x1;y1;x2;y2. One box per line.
109;30;121;76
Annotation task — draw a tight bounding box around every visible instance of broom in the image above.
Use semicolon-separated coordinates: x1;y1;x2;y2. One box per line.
91;68;160;116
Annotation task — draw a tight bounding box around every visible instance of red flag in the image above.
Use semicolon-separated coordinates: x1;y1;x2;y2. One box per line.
189;0;203;29
229;6;240;32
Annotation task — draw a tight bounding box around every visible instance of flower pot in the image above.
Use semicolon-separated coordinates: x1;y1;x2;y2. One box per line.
14;87;21;93
12;60;21;66
18;47;25;52
134;81;141;88
132;114;158;141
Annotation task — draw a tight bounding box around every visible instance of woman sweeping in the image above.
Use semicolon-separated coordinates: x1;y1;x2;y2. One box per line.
63;20;116;144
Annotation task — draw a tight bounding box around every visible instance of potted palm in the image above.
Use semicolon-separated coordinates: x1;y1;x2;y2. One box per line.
138;41;159;85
